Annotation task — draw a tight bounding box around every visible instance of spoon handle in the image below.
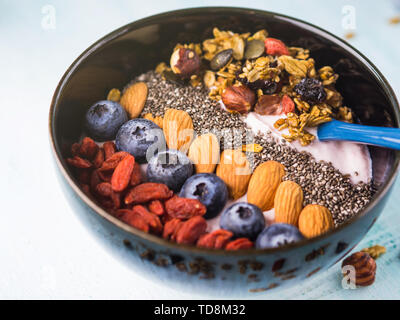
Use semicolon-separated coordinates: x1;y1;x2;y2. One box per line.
318;120;400;150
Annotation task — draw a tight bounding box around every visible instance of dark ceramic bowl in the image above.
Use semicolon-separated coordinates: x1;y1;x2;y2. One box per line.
49;7;400;296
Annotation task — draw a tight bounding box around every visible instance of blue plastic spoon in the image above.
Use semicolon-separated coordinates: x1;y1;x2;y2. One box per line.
317;120;400;150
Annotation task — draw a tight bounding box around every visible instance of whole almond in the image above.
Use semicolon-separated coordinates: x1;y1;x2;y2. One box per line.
274;180;303;225
216;149;252;200
298;204;334;238
120;82;148;119
163;109;194;154
247;161;286;211
188;133;220;173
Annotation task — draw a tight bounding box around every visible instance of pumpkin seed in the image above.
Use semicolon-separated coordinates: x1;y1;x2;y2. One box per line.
210;49;233;71
162;70;186;85
244;40;265;60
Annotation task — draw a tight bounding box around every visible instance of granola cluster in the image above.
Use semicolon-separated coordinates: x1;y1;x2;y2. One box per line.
156;27;354;146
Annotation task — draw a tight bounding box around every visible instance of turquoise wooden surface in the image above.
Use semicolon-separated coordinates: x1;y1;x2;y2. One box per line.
1;0;399;299
266;177;400;299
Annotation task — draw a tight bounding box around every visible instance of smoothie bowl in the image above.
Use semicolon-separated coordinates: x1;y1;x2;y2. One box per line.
49;7;400;296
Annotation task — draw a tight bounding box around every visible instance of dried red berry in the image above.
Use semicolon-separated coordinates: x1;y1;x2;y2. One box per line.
93;148;105;168
132;205;163;235
111;191;121;209
95;182;113;197
98;197;114;209
90;169;102;191
103;141;116;159
175;216;207;245
281;94;295;114
124;183;173;205
148;200;165;216
197;229;233;249
163;218;183;241
67;156;92;168
119;210;149;233
78;169;91;184
79;137;99;160
99;151;129;172
164;196;207;220
225;238;253;250
80;183;91;196
111;154;135;192
71;143;81;157
112;209;130;219
130;162;142;187
98;170;112;182
264;38;289;56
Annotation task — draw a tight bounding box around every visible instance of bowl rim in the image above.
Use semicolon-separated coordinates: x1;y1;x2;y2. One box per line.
49;6;400;256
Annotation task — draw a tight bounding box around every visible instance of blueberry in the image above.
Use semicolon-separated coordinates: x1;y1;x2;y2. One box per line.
220;202;265;240
255;223;305;249
146;149;193;192
116;118;166;163
179;173;228;219
85;100;128;141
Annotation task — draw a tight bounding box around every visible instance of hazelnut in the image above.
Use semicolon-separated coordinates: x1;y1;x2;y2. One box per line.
170;48;200;77
254;94;282;115
341;251;376;287
221;85;256;114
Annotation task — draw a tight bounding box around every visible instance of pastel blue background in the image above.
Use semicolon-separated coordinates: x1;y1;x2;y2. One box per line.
1;0;399;299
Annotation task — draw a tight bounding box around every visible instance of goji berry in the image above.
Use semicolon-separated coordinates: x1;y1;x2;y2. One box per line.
148;200;165;216
111;191;121;209
95;182;113;197
281;94;295;114
113;209;131;219
90;169;102;191
175;216;207;245
93;148;105;168
99;151;129;172
78;169;91;184
103;141;116;159
163;218;183;241
79;137;99;160
125;183;173;205
119;209;149;233
80;183;91;196
67;156;92;168
132;205;163;235
111;154;135;192
264;38;289;56
130;162;142;187
98;170;112;182
165;196;206;220
225;238;253;250
98;197;115;209
71;143;81;157
197;229;233;249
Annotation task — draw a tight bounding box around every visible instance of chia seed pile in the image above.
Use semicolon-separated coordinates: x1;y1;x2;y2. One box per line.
135;71;374;226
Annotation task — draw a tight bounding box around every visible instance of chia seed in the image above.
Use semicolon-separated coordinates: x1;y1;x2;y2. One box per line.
132;71;374;226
